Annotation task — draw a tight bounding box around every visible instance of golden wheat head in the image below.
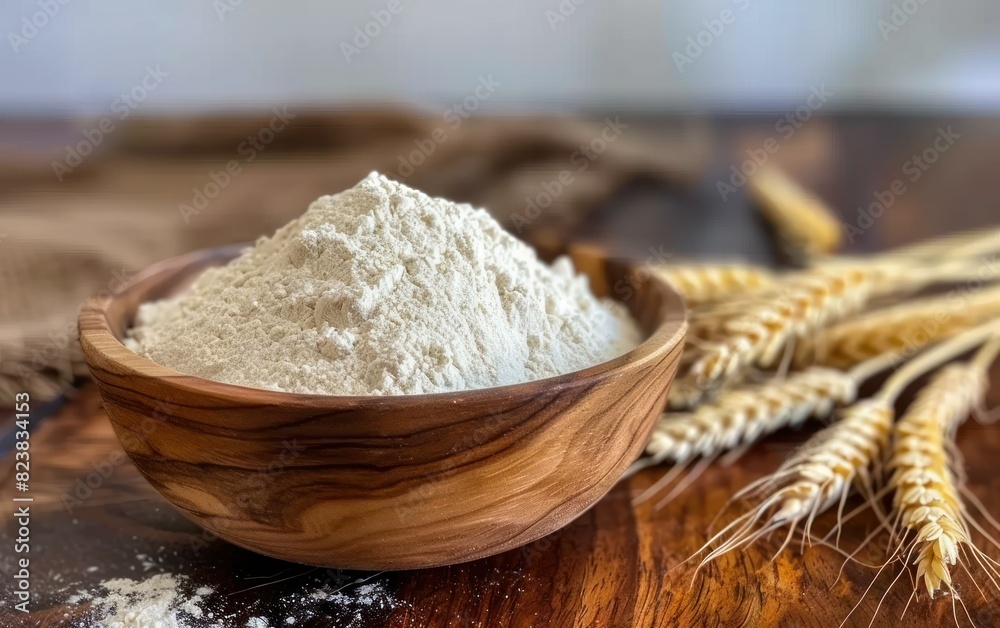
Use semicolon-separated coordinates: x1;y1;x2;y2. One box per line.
889;363;992;598
646;367;857;465
654;264;774;308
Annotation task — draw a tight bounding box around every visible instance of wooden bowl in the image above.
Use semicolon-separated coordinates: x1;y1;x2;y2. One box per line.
79;244;686;570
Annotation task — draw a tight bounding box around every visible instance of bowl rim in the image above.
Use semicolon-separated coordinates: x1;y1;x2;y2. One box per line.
79;244;687;408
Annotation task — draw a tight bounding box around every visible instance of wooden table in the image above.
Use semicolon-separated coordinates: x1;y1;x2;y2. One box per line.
3;115;1000;627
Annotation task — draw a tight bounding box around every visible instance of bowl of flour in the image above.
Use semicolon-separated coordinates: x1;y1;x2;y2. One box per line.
124;172;642;395
78;172;687;569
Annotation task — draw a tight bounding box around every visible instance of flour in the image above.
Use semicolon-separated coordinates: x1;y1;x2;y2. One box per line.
309;581;398;626
127;172;640;395
62;568;402;627
82;573;212;627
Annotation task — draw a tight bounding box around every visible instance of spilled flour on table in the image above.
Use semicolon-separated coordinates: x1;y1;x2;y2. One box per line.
50;541;404;627
309;581;398;626
61;568;401;627
76;573;213;627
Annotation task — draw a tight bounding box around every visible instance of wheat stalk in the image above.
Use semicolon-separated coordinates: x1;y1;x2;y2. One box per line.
671;260;1000;408
654;264;774;308
696;322;1000;566
638;350;901;476
749;166;844;260
670;265;898;406
887;341;998;600
631;353;903;506
797;285;1000;370
644;367;857;465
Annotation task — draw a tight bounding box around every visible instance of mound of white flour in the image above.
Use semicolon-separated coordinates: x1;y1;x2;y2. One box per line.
126;172;640;395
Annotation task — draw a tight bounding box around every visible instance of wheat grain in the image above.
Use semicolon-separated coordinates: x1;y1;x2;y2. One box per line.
641;350;901;477
696;322;1000;566
671;265;894;406
672;259;999;407
646;368;857;466
797;285;1000;370
654;264;774;308
749;166;843;260
887;340;998;600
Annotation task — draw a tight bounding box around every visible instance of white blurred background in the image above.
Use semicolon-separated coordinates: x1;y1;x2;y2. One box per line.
3;0;999;114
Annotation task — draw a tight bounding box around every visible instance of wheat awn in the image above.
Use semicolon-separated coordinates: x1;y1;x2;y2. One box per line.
694;323;1000;568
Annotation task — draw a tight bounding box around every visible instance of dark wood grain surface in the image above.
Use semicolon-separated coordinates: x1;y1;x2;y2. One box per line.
3;114;1000;627
3;379;999;627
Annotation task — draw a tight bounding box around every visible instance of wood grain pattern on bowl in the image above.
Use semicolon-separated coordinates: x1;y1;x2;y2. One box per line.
78;244;686;570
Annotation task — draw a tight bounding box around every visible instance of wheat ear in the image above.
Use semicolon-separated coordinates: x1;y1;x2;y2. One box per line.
678;302;756;374
749;166;843;259
630;354;900;505
671;261;998;407
654;264;774;308
670;265;896;406
645;368;856;465
887;339;999;599
696;323;1000;566
797;284;1000;370
639;351;899;473
630;366;863;505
